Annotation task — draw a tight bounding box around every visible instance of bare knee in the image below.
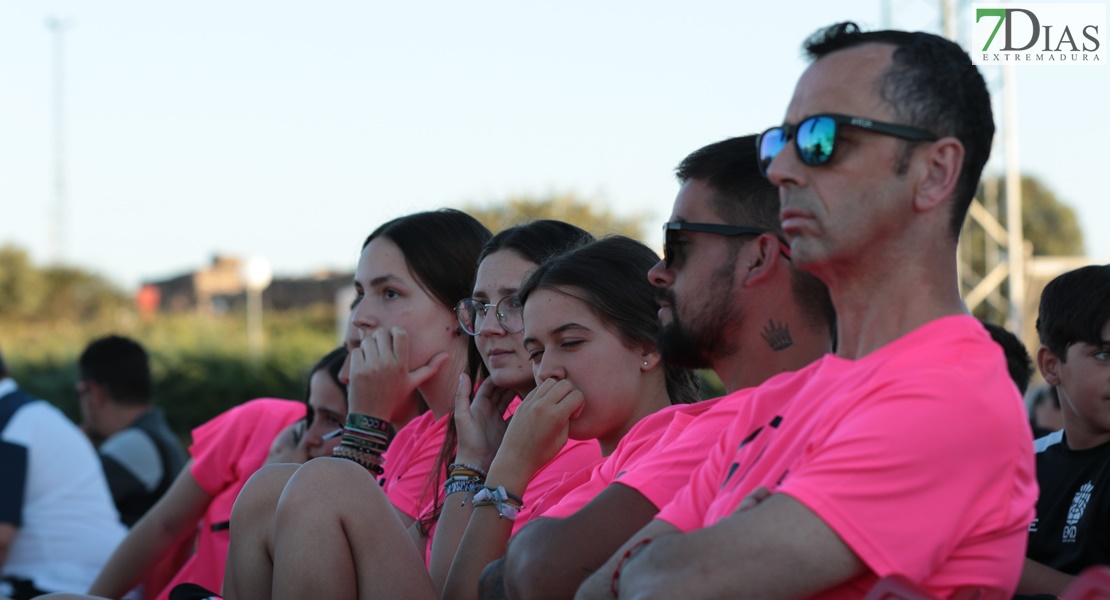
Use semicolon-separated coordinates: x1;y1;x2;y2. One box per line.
275;457;389;519
230;463;300;531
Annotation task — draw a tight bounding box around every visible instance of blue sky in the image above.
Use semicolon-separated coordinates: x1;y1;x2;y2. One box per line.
1;1;1106;290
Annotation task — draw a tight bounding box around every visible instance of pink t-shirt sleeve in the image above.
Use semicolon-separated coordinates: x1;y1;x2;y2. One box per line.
188;398;306;499
613;399;727;510
381;411;450;520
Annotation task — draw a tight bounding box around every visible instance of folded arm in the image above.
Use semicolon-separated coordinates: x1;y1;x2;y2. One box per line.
577;493;864;600
504;483;659;600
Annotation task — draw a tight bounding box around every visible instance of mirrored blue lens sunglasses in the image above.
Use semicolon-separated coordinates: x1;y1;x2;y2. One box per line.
756;113;938;178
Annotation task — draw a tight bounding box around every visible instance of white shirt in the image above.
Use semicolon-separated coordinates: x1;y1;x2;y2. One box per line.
0;379;127;593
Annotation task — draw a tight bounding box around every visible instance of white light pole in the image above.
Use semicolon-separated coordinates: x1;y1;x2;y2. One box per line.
46;16;72;264
241;256;273;363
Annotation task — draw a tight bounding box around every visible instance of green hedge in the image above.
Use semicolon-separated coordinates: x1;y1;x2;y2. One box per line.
1;308;339;438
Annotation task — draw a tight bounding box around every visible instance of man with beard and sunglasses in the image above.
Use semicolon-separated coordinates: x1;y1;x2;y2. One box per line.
578;23;1036;599
493;135;835;600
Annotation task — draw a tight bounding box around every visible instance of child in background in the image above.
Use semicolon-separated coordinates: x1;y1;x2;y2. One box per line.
1019;264;1110;594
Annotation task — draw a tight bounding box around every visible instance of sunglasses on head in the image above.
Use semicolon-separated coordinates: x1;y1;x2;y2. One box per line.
454;295;524;336
756;113;939;178
662;222;788;268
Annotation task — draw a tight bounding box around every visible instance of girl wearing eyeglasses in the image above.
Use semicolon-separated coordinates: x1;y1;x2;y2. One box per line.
440;236;701;600
424;221;599;588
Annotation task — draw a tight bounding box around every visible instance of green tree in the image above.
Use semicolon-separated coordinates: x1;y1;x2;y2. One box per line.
969;175;1085;257
1009;176;1085;256
38;266;131;322
459;192;649;241
0;244;129;322
0;245;46;319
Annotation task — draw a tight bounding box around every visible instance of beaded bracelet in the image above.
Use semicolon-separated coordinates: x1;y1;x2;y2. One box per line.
610;537;653;598
338;445;385;463
471;485;524;521
333;451;385;476
334;444;384;466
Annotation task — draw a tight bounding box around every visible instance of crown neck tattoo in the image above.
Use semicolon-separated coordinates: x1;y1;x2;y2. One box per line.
760;319;794;351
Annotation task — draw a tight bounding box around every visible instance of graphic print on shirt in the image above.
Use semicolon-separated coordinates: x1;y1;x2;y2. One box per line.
1063;481;1094;543
721;415;783;493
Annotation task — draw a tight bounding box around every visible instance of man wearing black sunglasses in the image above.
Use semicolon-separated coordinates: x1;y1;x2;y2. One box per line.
651;137;834;393
581;22;1036;599
497;136;835;600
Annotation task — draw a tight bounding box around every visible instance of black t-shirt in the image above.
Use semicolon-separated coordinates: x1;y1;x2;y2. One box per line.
1027;430;1110;574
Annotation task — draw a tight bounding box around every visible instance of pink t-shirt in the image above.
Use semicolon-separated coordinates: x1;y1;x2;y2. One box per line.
156;398;306;600
656;316;1038;597
538;398;725;519
382;410;451;520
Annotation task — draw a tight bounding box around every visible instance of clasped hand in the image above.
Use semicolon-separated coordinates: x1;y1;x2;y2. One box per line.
347;327;448;422
452;374;518;470
490;378;585;482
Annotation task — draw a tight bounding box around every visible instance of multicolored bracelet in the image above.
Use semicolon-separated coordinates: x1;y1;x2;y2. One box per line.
339;413;393;463
444;475;485;500
346;413;391;434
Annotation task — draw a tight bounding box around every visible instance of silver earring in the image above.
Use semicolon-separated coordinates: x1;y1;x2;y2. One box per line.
642;361;649;366
747;261;753;268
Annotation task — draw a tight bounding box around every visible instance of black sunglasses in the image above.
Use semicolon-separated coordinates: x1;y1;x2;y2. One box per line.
662;222;786;268
756;113;939;177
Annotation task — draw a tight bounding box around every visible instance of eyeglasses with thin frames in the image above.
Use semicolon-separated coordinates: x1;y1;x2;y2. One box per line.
454;295;524;335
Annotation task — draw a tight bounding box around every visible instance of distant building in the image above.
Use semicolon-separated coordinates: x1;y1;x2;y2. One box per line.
144;255;351;314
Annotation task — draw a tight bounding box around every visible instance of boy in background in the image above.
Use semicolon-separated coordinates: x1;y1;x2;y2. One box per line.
1020;264;1110;594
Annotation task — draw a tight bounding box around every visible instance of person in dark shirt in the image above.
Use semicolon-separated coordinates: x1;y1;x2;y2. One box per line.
1019;264;1110;594
78;335;187;527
